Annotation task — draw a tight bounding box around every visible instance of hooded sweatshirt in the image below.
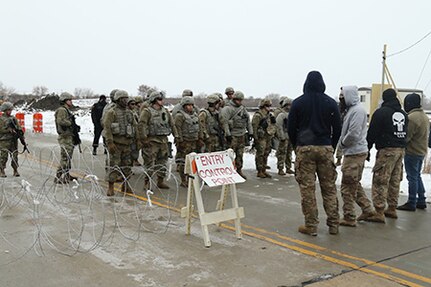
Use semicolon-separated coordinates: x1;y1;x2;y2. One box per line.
339;86;368;155
367;88;408;150
287;71;341;149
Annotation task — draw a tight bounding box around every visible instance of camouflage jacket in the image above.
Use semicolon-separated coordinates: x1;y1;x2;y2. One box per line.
139;105;177;144
103;104;138;145
0;114;21;141
55;105;74;137
251;109;276;139
220;100;252;137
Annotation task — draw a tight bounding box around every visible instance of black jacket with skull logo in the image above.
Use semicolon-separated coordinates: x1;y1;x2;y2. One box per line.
367;91;408;150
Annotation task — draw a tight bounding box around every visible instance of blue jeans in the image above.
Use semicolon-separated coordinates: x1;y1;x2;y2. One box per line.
404;154;426;205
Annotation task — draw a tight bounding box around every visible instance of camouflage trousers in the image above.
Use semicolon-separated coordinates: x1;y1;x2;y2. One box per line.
276;139;294;171
204;135;222;153
340;152;373;221
229;135;245;171
0;140;18;170
130;140;139;162
106;142;132;183
295;146;339;228
176;140;198;181
145;141;169;179
255;135;272;171
57;136;74;173
371;147;404;213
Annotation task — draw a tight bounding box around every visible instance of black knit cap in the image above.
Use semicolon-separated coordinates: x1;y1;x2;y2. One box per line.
404;93;421;113
382;88;397;102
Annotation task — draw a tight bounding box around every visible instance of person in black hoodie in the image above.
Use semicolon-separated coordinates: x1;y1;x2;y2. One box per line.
366;88;407;223
91;95;107;155
287;71;342;236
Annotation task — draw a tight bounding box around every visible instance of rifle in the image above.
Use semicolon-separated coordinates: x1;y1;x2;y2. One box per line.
8;119;29;153
69;114;82;152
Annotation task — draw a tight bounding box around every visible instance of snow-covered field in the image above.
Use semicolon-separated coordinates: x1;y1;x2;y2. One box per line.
14;98;431;201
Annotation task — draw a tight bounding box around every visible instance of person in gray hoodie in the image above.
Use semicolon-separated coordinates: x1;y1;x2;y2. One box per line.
338;86;375;226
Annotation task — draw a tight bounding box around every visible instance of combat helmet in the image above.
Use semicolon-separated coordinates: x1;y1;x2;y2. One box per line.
232;91;245;100
259;98;272;108
280;97;292;107
182;89;193;97
59;92;73;102
134;96;144;103
181;96;194;106
148;91;164;103
225;87;234;95
113;90;129;101
0;102;13;112
207;93;220;104
109;89;119;101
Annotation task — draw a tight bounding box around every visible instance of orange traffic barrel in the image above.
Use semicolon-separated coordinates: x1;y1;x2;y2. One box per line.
33;113;43;133
15;112;26;133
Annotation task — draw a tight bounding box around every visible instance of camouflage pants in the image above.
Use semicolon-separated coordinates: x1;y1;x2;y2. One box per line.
130;141;139;162
0;140;18;170
145;141;169;179
255;135;272;171
341;152;373;220
176;140;198;181
276;139;294;170
106;142;132;183
295;146;339;228
371;148;404;213
57;136;74;173
229;135;245;171
205;134;221;153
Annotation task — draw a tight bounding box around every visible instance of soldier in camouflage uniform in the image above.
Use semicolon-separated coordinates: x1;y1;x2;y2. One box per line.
171;89;197;117
0;102;23;177
252;98;276;178
104;90;138;196
274;97;294;175
139;91;177;189
54;92;79;183
224;87;234;102
287;71;342;236
220;91;253;179
175;96;201;187
198;94;223;152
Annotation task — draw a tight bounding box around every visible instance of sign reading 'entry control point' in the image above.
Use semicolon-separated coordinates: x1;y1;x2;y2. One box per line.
194;151;245;187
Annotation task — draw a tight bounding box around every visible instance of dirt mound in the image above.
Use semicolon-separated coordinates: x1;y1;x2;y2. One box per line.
28;94;61;111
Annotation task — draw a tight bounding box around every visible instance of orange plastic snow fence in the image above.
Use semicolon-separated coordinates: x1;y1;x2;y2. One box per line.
33;113;43;133
15;112;26;133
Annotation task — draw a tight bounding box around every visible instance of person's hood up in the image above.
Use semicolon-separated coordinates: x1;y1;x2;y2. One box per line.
404;93;421;113
303;71;326;93
381;88;402;109
341;85;359;107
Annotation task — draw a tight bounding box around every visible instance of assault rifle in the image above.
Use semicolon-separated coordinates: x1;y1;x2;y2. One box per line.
8;119;29;153
70;114;82;152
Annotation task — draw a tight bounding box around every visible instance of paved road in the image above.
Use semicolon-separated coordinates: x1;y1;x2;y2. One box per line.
0;133;429;287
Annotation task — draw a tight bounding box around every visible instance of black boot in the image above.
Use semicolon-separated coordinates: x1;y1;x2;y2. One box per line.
92;147;97;155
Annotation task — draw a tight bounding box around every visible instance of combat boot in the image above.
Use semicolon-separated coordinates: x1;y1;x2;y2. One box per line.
340;219;356;227
92;147;97;155
298;225;317;236
0;169;6;178
357;210;375;221
13;168;20;177
365;212;385;223
237;170;247;180
329;225;339;235
384;207;398;219
121;181;133;194
278;169;286;176
257;170;266;178
107;182;115;196
157;177;170;189
263;171;272;179
265;165;271;170
285;169;295;175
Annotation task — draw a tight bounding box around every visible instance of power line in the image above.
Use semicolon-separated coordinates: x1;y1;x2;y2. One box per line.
415;47;431;89
387;30;431;58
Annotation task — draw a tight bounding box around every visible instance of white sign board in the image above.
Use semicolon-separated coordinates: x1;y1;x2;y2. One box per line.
194;151;245;187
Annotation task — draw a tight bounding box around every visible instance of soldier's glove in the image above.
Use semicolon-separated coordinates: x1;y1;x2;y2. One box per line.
366;151;371;162
225;135;232;145
107;142;118;154
270;115;276;124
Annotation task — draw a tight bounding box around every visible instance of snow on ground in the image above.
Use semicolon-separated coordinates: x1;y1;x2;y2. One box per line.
15;101;431;201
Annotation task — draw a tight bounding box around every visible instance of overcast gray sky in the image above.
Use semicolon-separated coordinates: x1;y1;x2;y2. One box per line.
1;0;431;98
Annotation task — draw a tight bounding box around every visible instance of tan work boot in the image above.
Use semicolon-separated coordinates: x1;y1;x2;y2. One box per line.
157;177;170;189
121;182;133;194
298;225;317;236
13;169;20;177
237;170;247;180
278;169;286;176
107;182;115;196
263;171;272;178
285;169;295;175
0;169;6;178
384;207;398;219
365;212;385;223
340;219;356;227
257;170;266;178
329;225;339;235
357;210;375;221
